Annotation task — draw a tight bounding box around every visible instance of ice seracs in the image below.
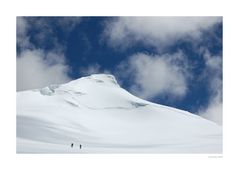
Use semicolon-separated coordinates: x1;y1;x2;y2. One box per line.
17;74;222;153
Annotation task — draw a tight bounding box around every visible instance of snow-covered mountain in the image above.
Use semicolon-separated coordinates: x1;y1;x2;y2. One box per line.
17;74;222;153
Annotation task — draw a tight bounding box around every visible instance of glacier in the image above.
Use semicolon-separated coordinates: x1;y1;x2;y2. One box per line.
16;74;222;153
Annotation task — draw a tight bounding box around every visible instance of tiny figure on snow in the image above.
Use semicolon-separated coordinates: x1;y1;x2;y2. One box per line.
71;143;74;148
79;144;82;149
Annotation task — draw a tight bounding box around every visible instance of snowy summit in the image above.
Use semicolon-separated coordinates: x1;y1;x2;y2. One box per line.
17;74;222;153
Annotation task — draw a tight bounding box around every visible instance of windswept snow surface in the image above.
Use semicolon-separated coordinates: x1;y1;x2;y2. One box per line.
17;74;222;153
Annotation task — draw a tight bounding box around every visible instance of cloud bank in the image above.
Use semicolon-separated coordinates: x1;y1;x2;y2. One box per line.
104;17;221;50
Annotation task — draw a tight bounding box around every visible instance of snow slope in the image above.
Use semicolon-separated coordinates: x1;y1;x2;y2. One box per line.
17;74;222;153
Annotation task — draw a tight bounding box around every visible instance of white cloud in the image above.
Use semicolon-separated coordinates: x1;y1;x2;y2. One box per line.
198;49;222;125
203;48;222;71
200;84;222;126
104;17;222;49
117;52;188;99
17;49;71;91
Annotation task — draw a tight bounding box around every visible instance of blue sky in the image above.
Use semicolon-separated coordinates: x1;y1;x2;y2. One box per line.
17;17;222;124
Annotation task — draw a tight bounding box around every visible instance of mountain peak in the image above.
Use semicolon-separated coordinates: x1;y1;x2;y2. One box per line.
89;74;118;84
68;74;120;87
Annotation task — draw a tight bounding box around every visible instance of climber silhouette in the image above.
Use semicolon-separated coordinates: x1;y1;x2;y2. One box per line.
71;143;74;148
79;144;82;149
